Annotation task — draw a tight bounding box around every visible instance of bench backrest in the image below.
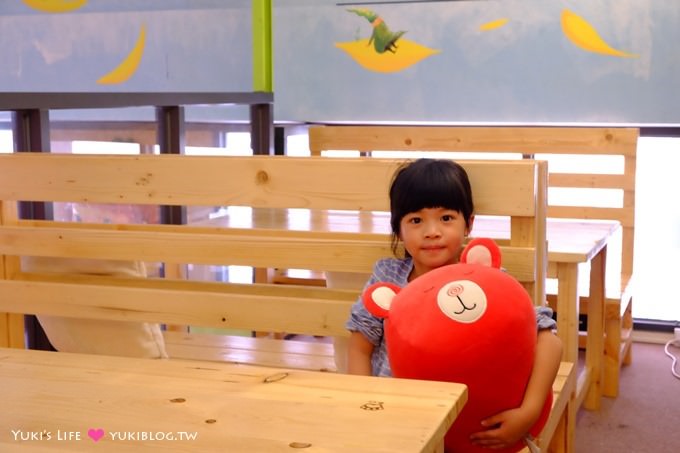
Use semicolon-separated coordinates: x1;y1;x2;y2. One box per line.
0;154;546;343
310;125;638;294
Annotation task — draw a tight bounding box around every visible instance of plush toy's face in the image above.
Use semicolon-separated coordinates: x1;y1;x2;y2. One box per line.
436;278;488;324
364;238;534;380
362;238;550;453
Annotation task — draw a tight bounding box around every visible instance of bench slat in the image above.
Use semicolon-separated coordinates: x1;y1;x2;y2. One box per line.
0;154;539;216
163;331;336;372
309;126;638;155
0;153;535;215
0;225;391;274
549;172;635;191
0;277;354;337
0;224;538;280
547;206;635;228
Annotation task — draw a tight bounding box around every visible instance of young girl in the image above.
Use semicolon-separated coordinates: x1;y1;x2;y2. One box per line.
346;158;562;449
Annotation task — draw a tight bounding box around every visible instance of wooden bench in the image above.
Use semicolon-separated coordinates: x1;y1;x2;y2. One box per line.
0;153;574;452
309;125;638;399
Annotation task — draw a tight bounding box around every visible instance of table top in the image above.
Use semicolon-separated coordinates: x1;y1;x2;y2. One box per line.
472;216;620;264
196;208;621;264
0;347;467;452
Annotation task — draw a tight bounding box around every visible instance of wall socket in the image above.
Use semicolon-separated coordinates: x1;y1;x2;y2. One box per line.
675;327;680;344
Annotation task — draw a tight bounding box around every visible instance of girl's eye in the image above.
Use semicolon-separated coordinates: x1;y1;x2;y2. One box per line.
442;214;454;222
409;217;421;224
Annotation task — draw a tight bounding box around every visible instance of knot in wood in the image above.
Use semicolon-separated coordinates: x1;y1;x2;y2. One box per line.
256;170;269;185
264;372;289;383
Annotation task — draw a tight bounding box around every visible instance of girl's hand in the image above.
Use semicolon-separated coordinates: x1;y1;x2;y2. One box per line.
470;330;561;449
469;407;534;449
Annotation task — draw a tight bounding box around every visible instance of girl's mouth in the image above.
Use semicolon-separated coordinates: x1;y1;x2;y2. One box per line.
422;245;445;251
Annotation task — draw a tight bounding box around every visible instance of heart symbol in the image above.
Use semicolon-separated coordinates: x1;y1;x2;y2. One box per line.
87;428;105;442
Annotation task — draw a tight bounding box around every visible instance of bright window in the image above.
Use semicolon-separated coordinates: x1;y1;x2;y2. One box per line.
372;150;522;160
634;136;680;322
71;140;140;154
0;129;13;153
286;133;310;156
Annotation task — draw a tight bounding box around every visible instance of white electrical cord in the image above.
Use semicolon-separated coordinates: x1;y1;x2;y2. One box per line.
664;339;680;380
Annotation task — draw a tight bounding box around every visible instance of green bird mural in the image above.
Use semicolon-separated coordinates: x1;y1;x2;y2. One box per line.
347;8;406;54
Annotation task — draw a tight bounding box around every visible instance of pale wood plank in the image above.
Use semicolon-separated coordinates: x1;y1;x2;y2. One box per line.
0;347;467;453
163;331;337;372
584;246;605;410
0;154;538;216
309;126;638;155
547;206;635;227
549;172;635;191
0;276;356;337
0;223;538;280
0;200;24;348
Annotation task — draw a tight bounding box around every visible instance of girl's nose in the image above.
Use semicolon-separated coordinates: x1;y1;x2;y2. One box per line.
424;222;441;238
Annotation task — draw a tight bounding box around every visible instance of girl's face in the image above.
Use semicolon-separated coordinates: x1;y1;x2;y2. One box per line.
399;207;473;281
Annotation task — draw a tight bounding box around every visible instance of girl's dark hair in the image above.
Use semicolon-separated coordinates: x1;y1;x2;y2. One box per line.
389;158;474;256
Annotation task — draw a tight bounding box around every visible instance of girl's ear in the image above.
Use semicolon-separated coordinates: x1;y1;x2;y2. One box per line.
465;214;475;236
460;237;502;269
362;282;401;319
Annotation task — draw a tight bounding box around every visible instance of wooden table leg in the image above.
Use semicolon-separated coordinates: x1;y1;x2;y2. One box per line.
584;247;605;410
603;317;623;397
555;262;581;441
555;263;579;363
602;245;623;397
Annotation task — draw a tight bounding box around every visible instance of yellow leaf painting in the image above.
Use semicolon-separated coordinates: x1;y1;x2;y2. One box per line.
480;18;509;32
336;38;440;73
561;9;638;58
97;25;146;84
22;0;87;13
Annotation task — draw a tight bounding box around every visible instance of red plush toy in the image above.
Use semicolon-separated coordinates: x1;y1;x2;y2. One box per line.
362;238;551;452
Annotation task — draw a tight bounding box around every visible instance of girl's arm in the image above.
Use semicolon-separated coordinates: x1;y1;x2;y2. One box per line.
470;329;563;449
520;329;563;421
347;331;375;375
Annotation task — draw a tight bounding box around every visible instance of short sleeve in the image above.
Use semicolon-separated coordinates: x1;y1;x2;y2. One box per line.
345;258;412;345
535;305;557;331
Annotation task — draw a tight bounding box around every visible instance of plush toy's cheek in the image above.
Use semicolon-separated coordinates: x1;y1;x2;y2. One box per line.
362;282;400;318
372;286;396;311
436;280;487;323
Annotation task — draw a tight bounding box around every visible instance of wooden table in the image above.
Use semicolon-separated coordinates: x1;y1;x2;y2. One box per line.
0;347;467;452
194;208;620;410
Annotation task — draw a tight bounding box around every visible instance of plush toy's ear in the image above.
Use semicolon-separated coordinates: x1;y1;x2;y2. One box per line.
362;282;401;319
460;237;502;269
